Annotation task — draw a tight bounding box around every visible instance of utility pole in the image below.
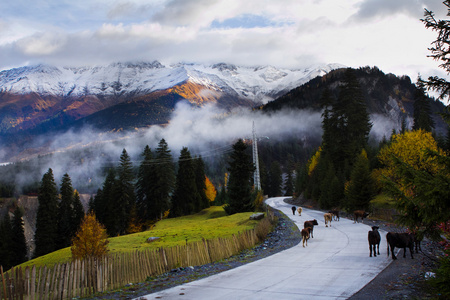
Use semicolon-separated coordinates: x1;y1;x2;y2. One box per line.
252;121;261;191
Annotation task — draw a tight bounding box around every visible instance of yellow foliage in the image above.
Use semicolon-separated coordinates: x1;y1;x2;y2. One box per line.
253;190;265;211
378;130;444;180
71;212;109;260
205;176;217;202
308;147;322;176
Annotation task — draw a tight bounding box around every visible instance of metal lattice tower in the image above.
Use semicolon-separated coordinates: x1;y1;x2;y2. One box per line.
252;121;261;191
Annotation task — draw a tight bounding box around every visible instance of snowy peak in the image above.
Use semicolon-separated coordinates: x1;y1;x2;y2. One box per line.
0;61;344;103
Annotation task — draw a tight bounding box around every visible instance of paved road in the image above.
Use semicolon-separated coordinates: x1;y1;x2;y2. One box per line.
137;197;393;299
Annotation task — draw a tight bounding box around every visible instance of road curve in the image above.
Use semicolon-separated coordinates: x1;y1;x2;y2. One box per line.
137;197;393;299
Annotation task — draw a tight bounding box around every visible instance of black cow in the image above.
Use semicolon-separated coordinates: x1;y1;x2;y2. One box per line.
291;206;296;215
368;226;381;257
328;210;340;221
386;232;414;260
304;219;319;238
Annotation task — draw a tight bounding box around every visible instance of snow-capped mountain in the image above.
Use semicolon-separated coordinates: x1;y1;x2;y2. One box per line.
0;61;344;103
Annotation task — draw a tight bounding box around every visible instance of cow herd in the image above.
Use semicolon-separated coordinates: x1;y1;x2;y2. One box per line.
291;206;421;259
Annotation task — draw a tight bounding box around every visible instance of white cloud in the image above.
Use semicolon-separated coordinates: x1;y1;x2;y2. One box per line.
0;0;447;85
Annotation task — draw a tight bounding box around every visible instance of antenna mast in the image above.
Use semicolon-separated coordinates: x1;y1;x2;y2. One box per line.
252;121;261;191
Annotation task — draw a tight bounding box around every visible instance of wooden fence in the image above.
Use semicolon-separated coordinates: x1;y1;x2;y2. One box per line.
1;228;262;300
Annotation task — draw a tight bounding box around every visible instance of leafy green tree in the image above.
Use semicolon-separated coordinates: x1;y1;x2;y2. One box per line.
171;147;201;217
224;139;255;215
154;139;175;218
344;150;375;212
58;173;75;248
11;206;27;266
34;168;59;257
115;148;135;235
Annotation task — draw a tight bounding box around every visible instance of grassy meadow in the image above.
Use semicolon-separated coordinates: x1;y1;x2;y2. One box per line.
19;206;262;268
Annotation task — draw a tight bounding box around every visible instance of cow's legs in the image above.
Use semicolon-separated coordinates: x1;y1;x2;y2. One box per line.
391;246;397;260
377;243;380;255
369;244;373;257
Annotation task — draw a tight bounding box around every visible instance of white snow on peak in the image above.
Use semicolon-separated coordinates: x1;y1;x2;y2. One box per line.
0;61;345;103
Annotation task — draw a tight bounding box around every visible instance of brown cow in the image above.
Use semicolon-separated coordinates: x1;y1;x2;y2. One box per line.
301;227;311;247
324;213;333;227
297;207;302;216
386;232;414;260
353;210;369;223
304;219;319;238
368;226;381;257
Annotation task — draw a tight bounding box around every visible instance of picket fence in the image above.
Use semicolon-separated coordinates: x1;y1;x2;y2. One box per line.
1;228;262;300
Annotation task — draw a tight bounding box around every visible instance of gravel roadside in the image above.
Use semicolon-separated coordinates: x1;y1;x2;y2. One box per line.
85;199;442;299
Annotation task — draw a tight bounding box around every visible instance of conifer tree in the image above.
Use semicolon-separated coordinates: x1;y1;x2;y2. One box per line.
171;147;201;217
224;139;255;215
115;148;135;235
72;190;85;233
194;156;209;209
58;173;75;248
413;83;435;132
284;171;294;196
11;206;27;266
0;213;13;269
344;150;375;212
95;168;117;236
34;169;59;257
154;139;175;218
268;161;282;197
136;145;158;221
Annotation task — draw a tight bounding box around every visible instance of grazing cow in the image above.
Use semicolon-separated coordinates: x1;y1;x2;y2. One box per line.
354;210;370;223
304;219;319;238
291;206;296;215
301;227;311;247
324;213;333;227
368;226;381;257
328;210;340;221
297;207;302;216
386;232;414;260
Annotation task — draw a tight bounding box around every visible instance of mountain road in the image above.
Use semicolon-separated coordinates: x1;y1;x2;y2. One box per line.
137;197;393;299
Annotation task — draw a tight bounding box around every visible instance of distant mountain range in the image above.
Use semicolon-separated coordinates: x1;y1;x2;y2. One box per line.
0;62;447;163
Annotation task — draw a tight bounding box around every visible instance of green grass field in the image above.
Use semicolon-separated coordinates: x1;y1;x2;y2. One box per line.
19;206;261;268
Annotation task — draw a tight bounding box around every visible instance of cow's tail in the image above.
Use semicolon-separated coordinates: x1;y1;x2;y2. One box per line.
387;243;390;257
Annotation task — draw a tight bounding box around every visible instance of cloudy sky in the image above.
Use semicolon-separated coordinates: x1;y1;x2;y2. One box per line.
0;0;448;81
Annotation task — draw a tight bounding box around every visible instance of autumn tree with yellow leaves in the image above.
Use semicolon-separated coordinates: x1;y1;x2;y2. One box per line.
71;212;109;260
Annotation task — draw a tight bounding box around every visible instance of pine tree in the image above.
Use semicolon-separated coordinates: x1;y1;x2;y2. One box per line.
224;139;255;215
413;83;435;132
344;150;375;212
326;68;372;174
284;171;294;196
171;147;201;217
194;156;209;210
115;149;135;235
96;168;117;236
268;161;282;197
154;139;175;219
136;145;157;221
34;168;59;257
58;173;75;248
11;206;27;266
72;190;85;234
0;213;13;269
